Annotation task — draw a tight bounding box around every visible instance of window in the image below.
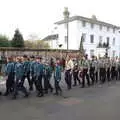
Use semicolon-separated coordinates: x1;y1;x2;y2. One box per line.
90;49;94;57
113;38;115;46
91;23;94;29
82;21;86;27
99;36;103;43
107;27;110;31
90;35;94;43
99;25;102;30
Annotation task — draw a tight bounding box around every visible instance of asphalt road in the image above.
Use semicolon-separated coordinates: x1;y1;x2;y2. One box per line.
0;74;120;120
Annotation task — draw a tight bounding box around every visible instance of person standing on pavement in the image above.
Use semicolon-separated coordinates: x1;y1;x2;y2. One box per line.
30;55;37;91
34;56;44;97
4;56;14;96
65;55;74;90
98;58;106;84
72;63;81;86
79;55;90;88
12;57;29;99
54;58;62;95
22;55;32;91
43;61;53;94
89;56;96;85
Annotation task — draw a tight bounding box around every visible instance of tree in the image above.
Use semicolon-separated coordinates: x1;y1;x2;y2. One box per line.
11;29;24;47
79;34;85;56
0;35;10;47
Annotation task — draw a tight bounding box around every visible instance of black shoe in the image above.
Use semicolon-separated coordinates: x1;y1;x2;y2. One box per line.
37;94;44;97
24;93;29;98
53;93;58;96
12;96;17;100
73;84;76;87
0;92;2;96
80;86;85;88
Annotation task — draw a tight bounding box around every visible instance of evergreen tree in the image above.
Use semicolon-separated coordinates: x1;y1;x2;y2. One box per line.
11;29;24;47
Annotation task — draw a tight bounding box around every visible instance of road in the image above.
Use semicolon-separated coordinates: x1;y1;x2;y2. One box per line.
0;75;120;120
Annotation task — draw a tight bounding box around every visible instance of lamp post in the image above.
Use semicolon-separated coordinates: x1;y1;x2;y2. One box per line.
63;7;70;50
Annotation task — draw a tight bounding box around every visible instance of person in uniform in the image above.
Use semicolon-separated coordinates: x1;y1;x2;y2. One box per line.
54;58;62;95
105;58;111;82
98;58;106;84
79;55;90;88
72;63;81;86
34;56;44;97
22;55;32;91
94;57;98;84
65;55;74;90
89;56;96;85
111;59;117;81
12;57;29;99
43;61;53;94
4;56;14;96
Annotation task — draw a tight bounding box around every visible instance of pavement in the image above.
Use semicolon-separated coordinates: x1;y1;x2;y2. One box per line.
0;75;120;120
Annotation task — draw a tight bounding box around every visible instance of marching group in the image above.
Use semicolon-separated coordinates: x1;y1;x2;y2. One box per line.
0;54;120;99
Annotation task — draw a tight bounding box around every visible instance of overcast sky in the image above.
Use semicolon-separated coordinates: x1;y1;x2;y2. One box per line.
0;0;120;40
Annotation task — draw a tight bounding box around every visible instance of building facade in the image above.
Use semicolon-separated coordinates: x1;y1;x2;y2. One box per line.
54;15;120;58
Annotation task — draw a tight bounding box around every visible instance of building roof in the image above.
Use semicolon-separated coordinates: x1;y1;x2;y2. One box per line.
55;15;120;29
43;34;58;41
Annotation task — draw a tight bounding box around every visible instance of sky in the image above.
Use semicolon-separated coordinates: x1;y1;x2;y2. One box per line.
0;0;120;40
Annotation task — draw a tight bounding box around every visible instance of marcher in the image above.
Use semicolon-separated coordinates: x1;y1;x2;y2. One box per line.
22;55;32;90
4;57;14;96
12;57;29;99
54;58;62;95
34;57;44;97
65;55;74;90
79;55;90;88
73;63;81;86
43;61;53;94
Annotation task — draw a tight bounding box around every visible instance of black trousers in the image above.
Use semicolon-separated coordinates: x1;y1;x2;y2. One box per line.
111;67;116;80
13;78;28;97
100;68;106;84
37;75;44;95
55;80;62;94
90;67;95;85
82;69;90;87
5;73;14;94
73;71;81;85
95;71;98;83
65;70;72;89
106;68;110;82
44;75;53;93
